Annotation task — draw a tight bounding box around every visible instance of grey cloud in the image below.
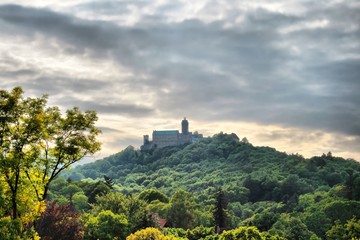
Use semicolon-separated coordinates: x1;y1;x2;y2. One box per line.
21;76;108;96
0;3;359;138
98;126;124;134
331;136;360;158
59;97;154;117
0;4;120;53
255;129;326;145
0;69;37;78
73;0;149;15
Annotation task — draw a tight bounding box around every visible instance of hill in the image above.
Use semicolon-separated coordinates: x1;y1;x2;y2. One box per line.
65;132;359;198
59;132;360;239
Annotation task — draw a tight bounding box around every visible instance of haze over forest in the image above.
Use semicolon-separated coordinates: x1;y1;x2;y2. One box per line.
0;0;359;161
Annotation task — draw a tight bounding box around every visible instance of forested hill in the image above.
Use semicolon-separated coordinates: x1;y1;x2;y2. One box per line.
60;132;360;239
64;132;359;200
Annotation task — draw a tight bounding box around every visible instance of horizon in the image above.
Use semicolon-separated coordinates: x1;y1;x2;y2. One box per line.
0;1;359;163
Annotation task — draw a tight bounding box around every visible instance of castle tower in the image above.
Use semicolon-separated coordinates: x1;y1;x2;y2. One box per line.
181;117;189;135
143;135;149;144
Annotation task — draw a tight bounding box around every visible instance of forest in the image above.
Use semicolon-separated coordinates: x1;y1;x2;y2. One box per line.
1;87;360;239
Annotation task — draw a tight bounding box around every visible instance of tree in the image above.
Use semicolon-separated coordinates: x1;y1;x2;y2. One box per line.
270;214;316;240
0;87;47;220
62;184;83;205
138;189;169;203
126;194;156;233
324;200;360;224
126;227;168;240
35;201;84;240
91;192;155;233
243;177;263;202
86;181;111;204
84;210;128;240
213;188;229;229
219;226;263;240
91;192;128;216
167;189;197;229
344;170;360;200
253;210;279;232
30;105;101;202
0;87;100;222
72;192;89;212
186;226;216;240
326;217;360;240
103;175;114;189
0;217;40;240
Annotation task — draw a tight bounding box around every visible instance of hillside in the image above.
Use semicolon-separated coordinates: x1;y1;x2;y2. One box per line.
59;132;360;239
65;132;359;198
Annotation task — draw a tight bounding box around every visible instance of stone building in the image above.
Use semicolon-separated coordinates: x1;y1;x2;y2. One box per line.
140;118;203;151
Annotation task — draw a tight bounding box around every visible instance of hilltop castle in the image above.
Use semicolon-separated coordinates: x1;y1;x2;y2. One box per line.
140;118;203;151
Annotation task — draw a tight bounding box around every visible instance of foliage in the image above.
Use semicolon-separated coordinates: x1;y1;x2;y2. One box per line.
91;191;128;215
0;217;40;240
163;227;187;239
60;132;360;239
90;191;156;233
167;189;197;229
252;210;280;232
186;225;216;240
84;210;128;240
213;188;229;228
219;226;263;240
79;181;111;204
326;217;360;240
270;214;318;240
324;200;360;224
73;192;89;212
35;201;84;240
126;227;168;240
66;133;359;208
138;188;169;203
0;86;100;237
148;200;169;218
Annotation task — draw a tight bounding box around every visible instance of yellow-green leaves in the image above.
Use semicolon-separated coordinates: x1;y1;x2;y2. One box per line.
0;87;101;236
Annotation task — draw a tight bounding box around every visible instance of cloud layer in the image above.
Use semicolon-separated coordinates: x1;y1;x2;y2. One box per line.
0;1;359;160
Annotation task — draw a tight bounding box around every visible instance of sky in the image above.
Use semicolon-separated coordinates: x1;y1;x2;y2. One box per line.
0;0;359;163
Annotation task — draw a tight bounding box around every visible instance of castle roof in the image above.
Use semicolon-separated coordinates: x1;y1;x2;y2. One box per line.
153;130;179;135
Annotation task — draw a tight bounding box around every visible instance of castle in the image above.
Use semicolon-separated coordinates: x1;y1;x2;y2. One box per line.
140;118;203;151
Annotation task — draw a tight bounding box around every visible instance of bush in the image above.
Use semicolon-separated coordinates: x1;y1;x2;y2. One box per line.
219;226;263;240
126;227;168;240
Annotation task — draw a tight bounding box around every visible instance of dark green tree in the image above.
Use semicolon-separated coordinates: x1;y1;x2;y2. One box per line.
103;175;114;189
87;181;111;204
213;188;229;229
252;210;279;231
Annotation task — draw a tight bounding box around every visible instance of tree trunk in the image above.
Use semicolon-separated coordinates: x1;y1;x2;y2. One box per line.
12;191;18;219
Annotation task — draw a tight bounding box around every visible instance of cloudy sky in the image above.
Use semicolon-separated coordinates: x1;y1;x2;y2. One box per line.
0;0;359;162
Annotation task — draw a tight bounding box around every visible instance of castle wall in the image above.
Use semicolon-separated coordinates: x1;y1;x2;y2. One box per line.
179;133;192;144
153;130;179;148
